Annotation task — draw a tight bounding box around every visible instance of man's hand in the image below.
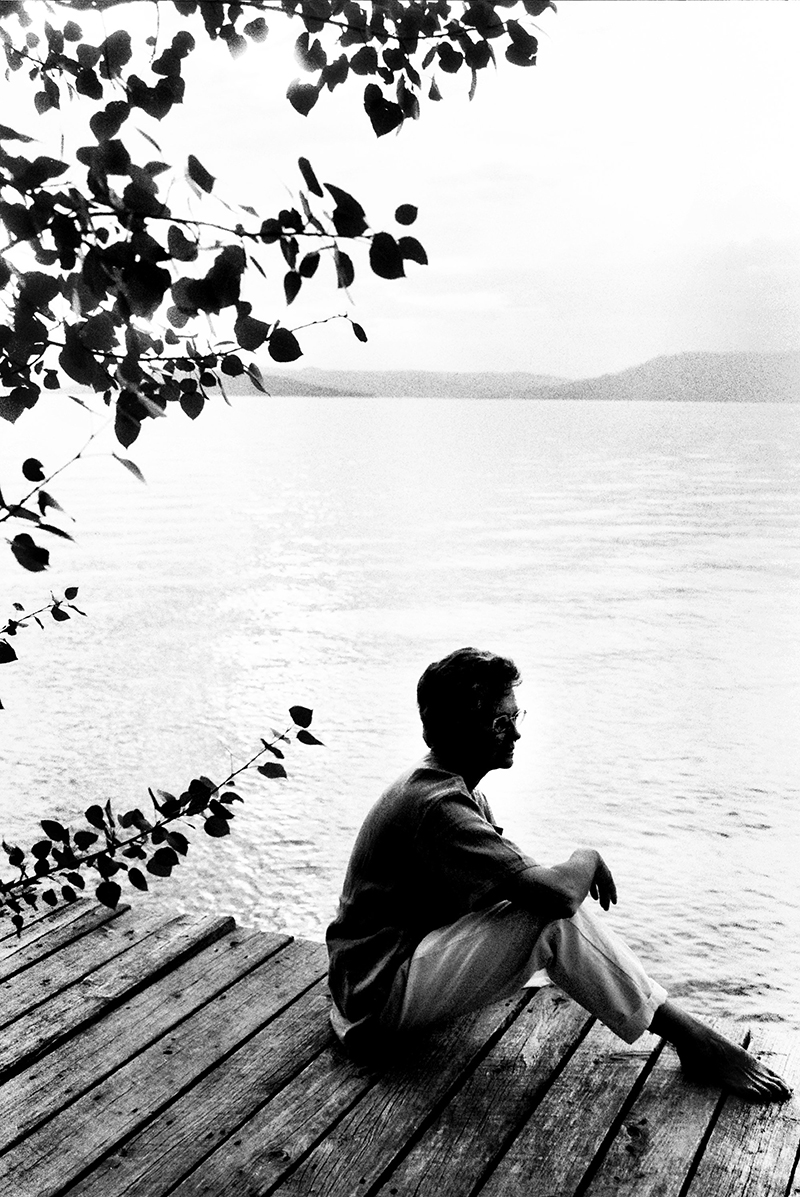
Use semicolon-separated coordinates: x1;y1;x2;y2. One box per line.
588;851;617;911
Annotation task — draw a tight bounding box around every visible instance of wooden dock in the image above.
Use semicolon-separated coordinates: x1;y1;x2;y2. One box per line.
1;900;797;1197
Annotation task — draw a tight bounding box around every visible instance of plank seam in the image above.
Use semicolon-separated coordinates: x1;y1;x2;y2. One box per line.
0;905;127;980
465;1010;598;1197
676;1020;758;1197
161;1010;383;1197
359;989;541;1197
784;1127;800;1197
0;931;296;1157
50;957;329;1197
676;1089;730;1197
0;900;114;948
0;914;236;1083
0;911;217;1034
570;1035;667;1197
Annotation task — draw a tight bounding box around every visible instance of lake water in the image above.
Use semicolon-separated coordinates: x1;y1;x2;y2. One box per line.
2;395;799;1034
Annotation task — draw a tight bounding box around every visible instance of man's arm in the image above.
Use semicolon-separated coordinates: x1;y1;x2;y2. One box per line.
507;848;617;921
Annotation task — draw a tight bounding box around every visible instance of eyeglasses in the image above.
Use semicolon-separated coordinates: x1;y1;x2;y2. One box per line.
491;709;526;734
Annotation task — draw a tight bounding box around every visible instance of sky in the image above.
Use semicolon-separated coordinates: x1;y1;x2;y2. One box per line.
6;1;800;378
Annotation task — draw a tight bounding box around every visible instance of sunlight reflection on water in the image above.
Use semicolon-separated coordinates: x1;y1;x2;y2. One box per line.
2;396;799;1031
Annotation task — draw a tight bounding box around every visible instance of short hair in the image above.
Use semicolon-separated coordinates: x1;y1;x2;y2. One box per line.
416;647;521;752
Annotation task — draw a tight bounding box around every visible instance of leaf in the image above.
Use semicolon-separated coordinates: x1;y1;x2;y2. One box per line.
244;16;269;42
89;101;130;142
99;29;133;77
395;204;418;226
38;490;64;516
289;704;313;728
268;328;302;363
22;458;45;482
399;235;428;266
203;816;231;837
187;154;215;193
66;871;86;889
113;453;146;484
128;867;148;890
96;881;122;909
167;225;198;262
363;83;404;137
351;321;368;343
220;354;244;377
166;831;189;855
96;853;122;880
61;885;78;903
147;846;179;876
297;729;324;746
257;762;288;780
51;605;70;623
299;252;320;279
64;585;79;600
0;640;18;664
0;124;34;143
39;523;75;541
73;830;99;851
10;534;49;573
369;232;405;279
287;80;319;117
180;392;204;420
220;790;244;804
284;271;302;305
334;249;355;289
350;45;379;76
42;890;58;907
85;804;106;829
234;312;270;352
40;819;68;841
324;183;368;238
298;156;323;198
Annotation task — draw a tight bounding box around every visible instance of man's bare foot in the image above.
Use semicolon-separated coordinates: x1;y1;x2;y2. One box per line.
649;1001;792;1103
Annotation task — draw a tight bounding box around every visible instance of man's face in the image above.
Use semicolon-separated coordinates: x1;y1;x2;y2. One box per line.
483;689;523;772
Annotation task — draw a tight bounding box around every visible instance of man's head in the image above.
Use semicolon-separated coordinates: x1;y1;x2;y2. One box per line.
416;647;523;778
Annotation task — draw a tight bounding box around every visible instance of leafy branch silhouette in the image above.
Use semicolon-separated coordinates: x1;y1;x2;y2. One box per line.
0;705;324;934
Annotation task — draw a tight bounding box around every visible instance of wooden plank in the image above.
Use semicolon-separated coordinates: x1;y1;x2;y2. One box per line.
0;904;177;1030
685;1028;800;1197
0;910;234;1078
0;926;291;1153
256;991;536;1197
0;897;117;948
478;1018;663;1197
0;899;125;961
169;1019;381;1197
0;938;327;1197
581;1023;740;1197
371;988;592;1197
0;901;126;982
71;977;336;1197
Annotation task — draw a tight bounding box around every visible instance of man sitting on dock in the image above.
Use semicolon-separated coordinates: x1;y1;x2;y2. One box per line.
326;647;791;1102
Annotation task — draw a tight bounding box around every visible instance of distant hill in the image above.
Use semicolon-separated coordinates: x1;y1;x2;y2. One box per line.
228;368;566;398
521;351;800;403
225;352;800;401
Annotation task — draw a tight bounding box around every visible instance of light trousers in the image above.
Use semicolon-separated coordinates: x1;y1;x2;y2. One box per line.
378;901;668;1045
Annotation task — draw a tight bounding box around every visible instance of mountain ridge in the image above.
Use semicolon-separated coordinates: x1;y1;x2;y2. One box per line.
227;350;800;402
